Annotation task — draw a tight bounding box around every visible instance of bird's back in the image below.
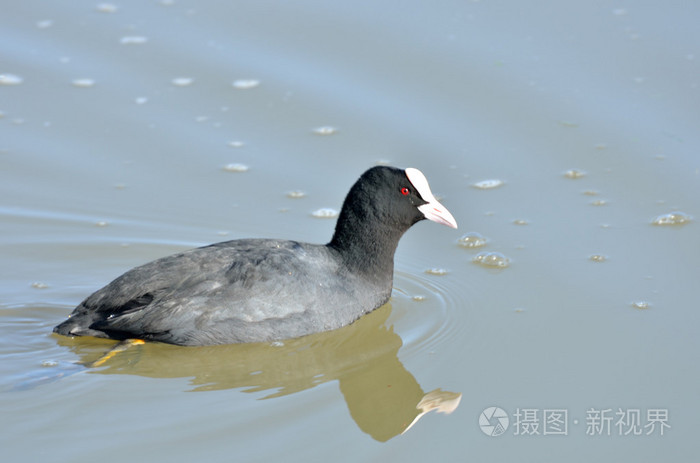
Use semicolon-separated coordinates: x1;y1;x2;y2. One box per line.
54;239;392;345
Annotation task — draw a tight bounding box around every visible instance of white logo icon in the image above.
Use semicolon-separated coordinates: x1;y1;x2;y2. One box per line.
480;407;509;437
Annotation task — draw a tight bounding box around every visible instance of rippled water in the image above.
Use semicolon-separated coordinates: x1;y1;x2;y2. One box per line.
2;1;699;462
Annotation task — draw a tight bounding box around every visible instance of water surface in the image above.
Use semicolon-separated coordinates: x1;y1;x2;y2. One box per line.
2;1;698;461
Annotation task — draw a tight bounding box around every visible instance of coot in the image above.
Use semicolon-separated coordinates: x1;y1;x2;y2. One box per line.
54;166;457;345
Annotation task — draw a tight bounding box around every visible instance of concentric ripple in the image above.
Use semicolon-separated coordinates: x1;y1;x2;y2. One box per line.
389;270;467;357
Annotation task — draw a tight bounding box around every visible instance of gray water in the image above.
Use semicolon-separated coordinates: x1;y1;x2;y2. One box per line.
1;1;698;461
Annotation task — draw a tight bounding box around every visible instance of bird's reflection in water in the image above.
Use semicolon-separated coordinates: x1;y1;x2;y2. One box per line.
53;303;461;441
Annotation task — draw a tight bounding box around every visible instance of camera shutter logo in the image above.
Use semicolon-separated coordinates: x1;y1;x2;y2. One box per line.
480;407;509;437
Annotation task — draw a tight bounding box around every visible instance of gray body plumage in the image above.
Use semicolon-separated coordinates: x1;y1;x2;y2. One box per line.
56;239;391;345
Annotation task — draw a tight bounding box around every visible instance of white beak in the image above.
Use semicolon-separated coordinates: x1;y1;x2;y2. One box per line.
406;168;458;229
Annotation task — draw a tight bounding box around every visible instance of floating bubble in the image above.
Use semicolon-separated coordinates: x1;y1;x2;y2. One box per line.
120;36;149;45
472;179;504;189
232;79;260;89
589;254;607;262
286;190;306;199
313;126;337;135
651;211;692;226
631;301;650;310
172;77;194;86
563;169;585;179
512;219;529;225
222;163;249;172
591;199;608;206
72;78;96;88
0;74;23;85
412;295;426;302
457;232;488;248
135;97;148;105
472;252;510;268
96;3;118;13
311;208;338;219
228;141;244;148
424;268;449;276
95;221;108;227
31;282;49;289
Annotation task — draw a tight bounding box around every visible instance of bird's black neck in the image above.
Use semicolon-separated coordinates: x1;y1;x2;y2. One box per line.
327;202;406;280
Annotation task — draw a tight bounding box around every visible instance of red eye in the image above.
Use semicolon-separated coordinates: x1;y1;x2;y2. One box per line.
401;187;410;196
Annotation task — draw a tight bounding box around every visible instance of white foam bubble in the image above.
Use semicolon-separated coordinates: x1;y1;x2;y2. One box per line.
457;232;488;248
172;77;194;86
72;78;96;88
651;211;692;226
472;252;511;268
120;36;149;45
311;208;338;218
0;74;24;85
313;126;337;135
424;268;449;276
472;179;504;189
222;163;249;173
232;79;260;89
563;169;585;179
